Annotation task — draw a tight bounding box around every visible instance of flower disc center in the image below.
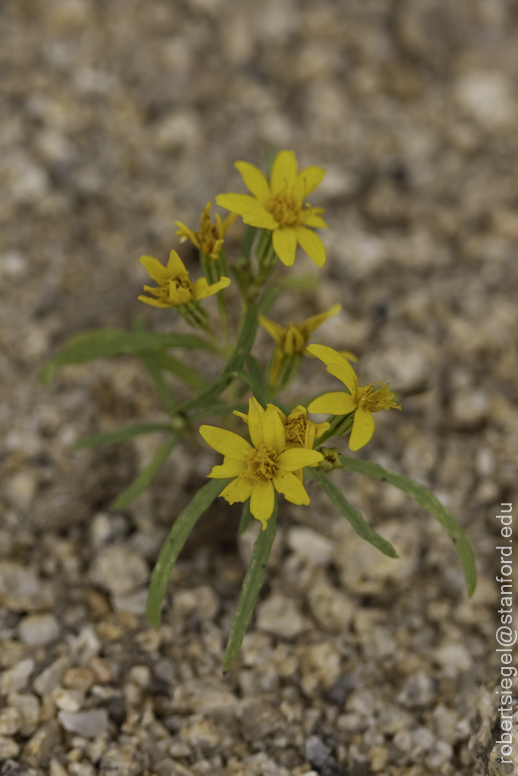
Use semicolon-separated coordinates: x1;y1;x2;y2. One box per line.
266;188;304;227
242;444;278;483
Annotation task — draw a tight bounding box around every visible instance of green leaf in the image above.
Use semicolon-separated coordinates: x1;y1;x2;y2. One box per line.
236;362;290;415
257;283;283;316
152;351;207;392
309;469;398;558
238;499;253;535
73;423;171;449
139;351;176;415
241;226;258;262
188;402;248;421
339;456;477;597
223;501;277;671
277;274;320;291
146;478;232;627
177;305;259;412
112;434;179;509
40;329;219;384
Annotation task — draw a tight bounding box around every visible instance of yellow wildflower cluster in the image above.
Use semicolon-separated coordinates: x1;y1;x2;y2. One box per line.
175;202;236;260
138;250;230;309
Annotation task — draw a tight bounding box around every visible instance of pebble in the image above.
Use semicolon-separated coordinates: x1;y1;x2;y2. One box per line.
307;581;354;632
256;594;310;639
240;699;283;742
0;707;22;736
0;563;56;612
53;688;85;712
58;709;109;738
305;735;330;768
18;613;61;646
49;760;69;776
0;737;20;760
33;657;70;697
173;585;219;620
0;659;35;695
397;671;435;709
286;527;334;566
62;667;94;692
89;545;149;597
23;720;60;767
7;692;40;737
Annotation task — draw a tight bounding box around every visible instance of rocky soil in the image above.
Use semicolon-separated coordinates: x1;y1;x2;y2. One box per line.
0;1;517;774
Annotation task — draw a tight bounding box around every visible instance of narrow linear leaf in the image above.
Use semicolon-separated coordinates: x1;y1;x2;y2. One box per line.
277;274;320;291
257;283;283;316
73;423;171;449
40;329;219;384
236;366;289;415
339;455;477;597
309;469;398;558
238;499;253;535
189;402;249;421
154;351;207;391
241;225;258;261
223;502;277;671
177;305;259;412
139;351;176;415
112;434;179;509
146;478;232;627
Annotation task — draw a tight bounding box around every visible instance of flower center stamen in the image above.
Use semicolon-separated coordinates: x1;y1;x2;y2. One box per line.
285;414;307;446
355;383;400;413
241;444;278;483
266;186;305;227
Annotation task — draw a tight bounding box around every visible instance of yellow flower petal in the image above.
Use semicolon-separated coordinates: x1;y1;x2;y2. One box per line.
307;344;358;374
220;211;238;235
174;222;199;247
215;193;258;215
266;404;287;424
308;391;357;415
302;212;328;229
166;250;188;276
192;276;231;300
207;458;247;478
273;470;310;505
220;477;254;504
272;227;297;266
138;295;171;309
277;448;323;471
349;407;375;451
304;419;329;449
295;226;326;268
242;206;278;230
259;315;286;346
233;410;249;424
235;161;270;204
248;397;265;448
140;255;170;284
270;150;298;194
263;404;286;455
199;426;252;459
300;304;341;337
296;166;326;198
169;283;192;306
326;363;359;394
250;480;275;530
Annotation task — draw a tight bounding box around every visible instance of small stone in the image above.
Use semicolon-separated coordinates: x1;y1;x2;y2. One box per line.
100;743;146;776
256;594;310;639
153;110;202;151
397;671;435;709
52;688;85;712
433;642;473;673
19;613;60;646
33;657;70;697
0;708;22;736
369;746;389;772
22;720;60;767
287;527;334;566
4;473;36;510
7;693;40;737
0;737;20;760
180;715;220;748
90;658;113;684
298;643;341;697
0;563;55;612
49;760;69;776
307;582;354;633
58;709;108;738
62;668;94;692
111;589;148;615
0;659;35;695
89;545;149;596
240;699;282;742
455;71;517;129
305;736;330;768
451;389;489;429
173;585;219;620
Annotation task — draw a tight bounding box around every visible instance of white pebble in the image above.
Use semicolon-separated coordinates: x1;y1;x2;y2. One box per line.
19;613;60;645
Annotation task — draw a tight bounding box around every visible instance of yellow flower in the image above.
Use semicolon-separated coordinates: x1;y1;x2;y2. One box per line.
233;404;330;480
200;398;324;529
215;150;327;268
259;304;342;385
138;250;230;308
307;345;401;451
174;202;237;260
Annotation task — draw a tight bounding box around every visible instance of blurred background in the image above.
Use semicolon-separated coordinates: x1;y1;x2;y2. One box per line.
0;1;517;774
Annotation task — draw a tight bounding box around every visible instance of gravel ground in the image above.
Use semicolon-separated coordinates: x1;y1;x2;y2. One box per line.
1;1;517;775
